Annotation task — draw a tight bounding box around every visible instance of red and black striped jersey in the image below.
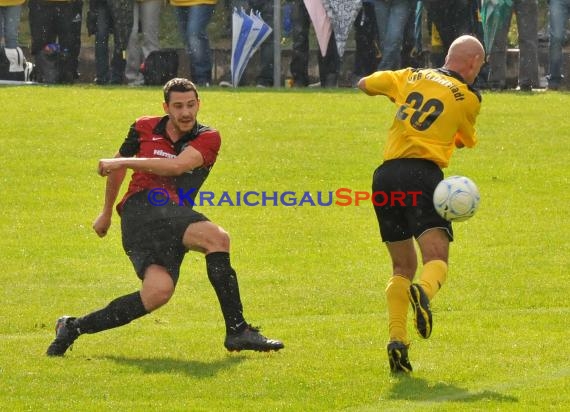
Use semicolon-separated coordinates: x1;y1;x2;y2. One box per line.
116;115;220;213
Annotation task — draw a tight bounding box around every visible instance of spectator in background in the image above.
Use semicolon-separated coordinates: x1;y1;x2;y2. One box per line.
423;0;472;57
28;0;83;83
426;16;445;68
400;0;423;69
371;0;415;70
469;0;490;89
87;0;134;85
171;0;217;87
87;0;116;84
125;0;162;86
290;0;340;87
470;0;485;48
0;0;24;48
486;0;538;91
546;0;570;90
353;0;380;86
424;0;488;87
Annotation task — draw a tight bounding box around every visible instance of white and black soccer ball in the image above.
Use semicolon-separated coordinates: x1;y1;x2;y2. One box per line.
433;175;480;222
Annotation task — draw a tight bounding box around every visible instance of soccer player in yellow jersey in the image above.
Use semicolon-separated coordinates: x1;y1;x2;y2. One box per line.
358;35;485;373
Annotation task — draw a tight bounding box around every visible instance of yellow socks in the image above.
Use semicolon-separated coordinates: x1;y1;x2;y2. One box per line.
418;260;448;300
385;261;447;344
385;275;411;344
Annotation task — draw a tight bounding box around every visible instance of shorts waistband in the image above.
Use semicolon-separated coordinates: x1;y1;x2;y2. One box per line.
382;158;440;169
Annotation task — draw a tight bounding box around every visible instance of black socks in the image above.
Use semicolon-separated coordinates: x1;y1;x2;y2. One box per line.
72;253;245;336
206;252;246;335
75;291;148;334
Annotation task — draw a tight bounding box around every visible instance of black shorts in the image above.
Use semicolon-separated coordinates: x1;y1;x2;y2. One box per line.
372;158;453;243
120;191;209;284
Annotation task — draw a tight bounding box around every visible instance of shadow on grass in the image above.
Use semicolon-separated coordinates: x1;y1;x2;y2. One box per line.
387;375;518;403
102;355;245;378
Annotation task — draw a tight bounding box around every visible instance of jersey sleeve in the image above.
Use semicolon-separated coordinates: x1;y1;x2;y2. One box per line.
186;129;221;167
118;122;140;157
363;69;410;101
455;95;481;148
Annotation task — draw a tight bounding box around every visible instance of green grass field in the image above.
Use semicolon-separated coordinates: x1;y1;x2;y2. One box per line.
0;85;569;411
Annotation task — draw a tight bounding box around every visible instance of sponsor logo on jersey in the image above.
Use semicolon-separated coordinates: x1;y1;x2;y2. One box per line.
153;149;176;159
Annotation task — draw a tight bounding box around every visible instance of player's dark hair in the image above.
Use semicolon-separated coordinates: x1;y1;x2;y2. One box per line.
163;78;199;103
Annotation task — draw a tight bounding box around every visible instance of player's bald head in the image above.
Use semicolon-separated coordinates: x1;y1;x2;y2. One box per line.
444;35;485;85
448;35;485;62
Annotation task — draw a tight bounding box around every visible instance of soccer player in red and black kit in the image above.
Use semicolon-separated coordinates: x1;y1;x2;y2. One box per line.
358;35;485;373
46;78;283;356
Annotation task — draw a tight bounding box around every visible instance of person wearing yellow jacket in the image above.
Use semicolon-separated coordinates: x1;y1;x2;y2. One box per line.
0;0;24;48
170;0;217;86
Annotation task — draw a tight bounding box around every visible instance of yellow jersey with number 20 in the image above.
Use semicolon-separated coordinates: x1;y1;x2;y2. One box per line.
363;67;481;168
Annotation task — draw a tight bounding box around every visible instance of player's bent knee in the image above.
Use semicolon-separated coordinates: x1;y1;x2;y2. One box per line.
212;227;230;250
183;222;230;253
417;229;449;263
141;284;175;312
199;225;230;253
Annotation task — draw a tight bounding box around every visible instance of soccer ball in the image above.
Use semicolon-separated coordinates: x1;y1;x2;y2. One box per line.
433;175;480;222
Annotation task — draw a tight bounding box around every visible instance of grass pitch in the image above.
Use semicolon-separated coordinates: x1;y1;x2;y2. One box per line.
0;85;569;411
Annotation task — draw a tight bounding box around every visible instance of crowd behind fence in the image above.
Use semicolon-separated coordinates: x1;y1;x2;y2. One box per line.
0;1;568;90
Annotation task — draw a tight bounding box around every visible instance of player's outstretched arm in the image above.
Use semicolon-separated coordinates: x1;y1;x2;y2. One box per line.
358;77;375;96
93;152;127;238
357;72;397;102
98;145;205;177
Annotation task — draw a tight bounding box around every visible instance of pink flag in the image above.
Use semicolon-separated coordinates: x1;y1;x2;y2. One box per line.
303;0;332;57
